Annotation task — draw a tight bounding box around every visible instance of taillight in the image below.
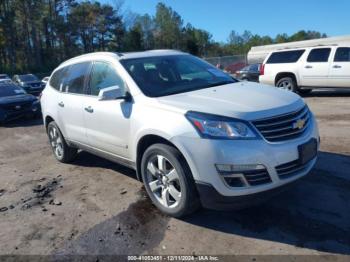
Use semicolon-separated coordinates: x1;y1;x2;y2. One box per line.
259;64;265;75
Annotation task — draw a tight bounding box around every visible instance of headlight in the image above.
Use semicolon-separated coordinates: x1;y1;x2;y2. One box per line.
185;111;258;139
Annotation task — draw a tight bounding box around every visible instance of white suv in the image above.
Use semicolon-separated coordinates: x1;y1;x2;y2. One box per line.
259;46;350;93
41;50;319;217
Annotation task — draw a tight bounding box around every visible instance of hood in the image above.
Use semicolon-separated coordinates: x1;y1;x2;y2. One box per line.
0;94;36;105
20;81;42;85
156;82;304;121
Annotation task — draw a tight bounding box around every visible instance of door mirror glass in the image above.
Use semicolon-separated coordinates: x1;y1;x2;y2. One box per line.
98;85;124;101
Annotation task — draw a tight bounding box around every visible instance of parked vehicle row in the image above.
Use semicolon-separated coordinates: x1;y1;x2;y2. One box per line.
41;50;319;217
259;45;350;93
12;74;46;95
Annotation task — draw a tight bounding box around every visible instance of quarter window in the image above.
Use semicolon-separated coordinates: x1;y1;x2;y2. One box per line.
334;47;350;62
89;62;125;96
307;48;331;63
50;67;67;91
249;64;259;72
266;50;305;64
64;62;91;94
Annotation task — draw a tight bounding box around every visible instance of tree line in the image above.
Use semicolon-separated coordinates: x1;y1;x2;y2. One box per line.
0;0;327;74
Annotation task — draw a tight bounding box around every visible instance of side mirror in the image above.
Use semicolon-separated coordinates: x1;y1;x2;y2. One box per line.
98;85;126;101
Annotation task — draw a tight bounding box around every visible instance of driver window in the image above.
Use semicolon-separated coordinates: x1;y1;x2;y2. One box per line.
89;61;125;96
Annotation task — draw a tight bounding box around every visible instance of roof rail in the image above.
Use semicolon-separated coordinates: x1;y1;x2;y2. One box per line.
276;43;338;50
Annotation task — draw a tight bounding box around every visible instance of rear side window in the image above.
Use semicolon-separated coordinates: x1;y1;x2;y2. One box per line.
334;47;350;62
88;61;125;96
307;48;331;62
64;62;91;94
266;50;305;64
249;64;259;72
50;68;66;91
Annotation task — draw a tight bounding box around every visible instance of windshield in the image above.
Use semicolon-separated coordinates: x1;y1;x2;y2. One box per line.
0;84;26;97
19;74;39;82
120;55;236;97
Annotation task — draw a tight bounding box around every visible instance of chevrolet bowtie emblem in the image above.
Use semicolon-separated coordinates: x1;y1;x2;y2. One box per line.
293;119;306;130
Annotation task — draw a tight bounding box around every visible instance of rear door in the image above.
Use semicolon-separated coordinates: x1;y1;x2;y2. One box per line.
328;47;350;87
83;61;131;158
57;62;91;144
300;48;331;87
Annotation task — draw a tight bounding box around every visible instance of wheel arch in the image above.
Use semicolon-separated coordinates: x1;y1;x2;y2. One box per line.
44;115;55;131
136;134;176;181
275;72;299;86
135;133;196;183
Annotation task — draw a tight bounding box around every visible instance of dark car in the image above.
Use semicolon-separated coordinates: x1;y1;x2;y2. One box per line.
12;74;44;95
224;62;247;74
235;64;261;82
0;82;41;124
0;74;12;84
0;74;10;80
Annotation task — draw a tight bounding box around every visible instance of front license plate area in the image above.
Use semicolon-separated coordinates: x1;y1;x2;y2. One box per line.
298;138;318;165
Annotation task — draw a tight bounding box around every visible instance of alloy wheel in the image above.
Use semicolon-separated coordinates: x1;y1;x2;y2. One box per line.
277;80;293;91
49;126;64;159
146;154;182;209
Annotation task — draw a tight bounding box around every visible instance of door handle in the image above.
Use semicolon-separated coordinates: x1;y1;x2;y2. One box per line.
84;106;94;113
333;65;342;69
58;102;64;107
305;65;313;69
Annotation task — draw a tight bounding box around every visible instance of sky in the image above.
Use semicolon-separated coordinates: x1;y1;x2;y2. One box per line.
102;0;350;42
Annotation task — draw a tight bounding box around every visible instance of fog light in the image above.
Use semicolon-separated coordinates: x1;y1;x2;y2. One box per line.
32;107;38;112
215;164;232;172
224;177;245;187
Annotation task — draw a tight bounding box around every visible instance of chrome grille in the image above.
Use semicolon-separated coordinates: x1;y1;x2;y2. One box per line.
252;106;310;142
276;158;314;179
1;102;32;112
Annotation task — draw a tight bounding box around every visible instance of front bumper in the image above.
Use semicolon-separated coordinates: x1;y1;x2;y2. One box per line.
0;104;41;123
171;115;319;204
195;177;304;210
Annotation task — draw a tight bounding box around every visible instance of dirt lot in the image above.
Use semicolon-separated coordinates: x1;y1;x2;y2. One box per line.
0;89;349;257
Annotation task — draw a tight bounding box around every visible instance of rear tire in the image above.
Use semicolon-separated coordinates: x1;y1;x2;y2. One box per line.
47;121;77;163
141;143;200;217
276;77;298;92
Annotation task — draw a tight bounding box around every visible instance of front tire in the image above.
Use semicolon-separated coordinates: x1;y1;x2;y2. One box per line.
47;121;77;163
141;144;200;217
276;77;298;92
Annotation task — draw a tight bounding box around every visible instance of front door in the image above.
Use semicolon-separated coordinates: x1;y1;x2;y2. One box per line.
300;48;331;87
83;61;131;158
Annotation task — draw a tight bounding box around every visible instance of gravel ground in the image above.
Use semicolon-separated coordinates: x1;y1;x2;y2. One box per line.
0;89;349;257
